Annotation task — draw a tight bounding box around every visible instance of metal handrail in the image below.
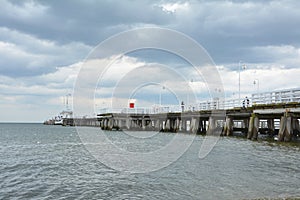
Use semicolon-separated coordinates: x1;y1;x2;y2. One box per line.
98;88;300;115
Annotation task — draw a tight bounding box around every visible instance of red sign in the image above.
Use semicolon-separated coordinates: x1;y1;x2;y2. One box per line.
129;103;135;108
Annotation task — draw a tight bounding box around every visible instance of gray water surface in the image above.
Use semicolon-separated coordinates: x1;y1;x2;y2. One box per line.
0;123;299;199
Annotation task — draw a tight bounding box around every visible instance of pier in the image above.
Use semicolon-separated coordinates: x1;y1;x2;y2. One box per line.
60;88;300;142
95;102;300;142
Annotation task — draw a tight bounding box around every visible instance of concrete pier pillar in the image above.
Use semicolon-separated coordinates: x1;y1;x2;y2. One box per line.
112;119;116;129
247;115;259;140
168;119;172;131
100;119;104;129
182;119;186;132
175;118;180;132
165;119;171;131
142;119;146;130
161;119;165;131
114;119;118;129
178;119;182;131
139;119;142;129
154;119;160;131
137;120;141;129
112;119;115;128
118;119;123;129
106;118;112;130
96;120;100;127
278;114;292;142
110;119;114;130
104;119;109;130
207;117;216;135
130;119;137;129
123;119;127;129
105;119;108;129
223;117;233;136
195;118;200;134
190;117;199;134
126;119;130;130
130;120;133;129
131;120;135;129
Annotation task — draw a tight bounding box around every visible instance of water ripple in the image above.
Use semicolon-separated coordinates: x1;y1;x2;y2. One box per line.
0;124;299;199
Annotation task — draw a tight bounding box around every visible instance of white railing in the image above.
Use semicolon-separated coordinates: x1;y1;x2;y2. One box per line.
98;88;300;115
99;105;182;115
252;88;300;105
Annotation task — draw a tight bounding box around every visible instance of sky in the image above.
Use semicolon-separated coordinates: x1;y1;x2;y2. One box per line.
1;0;300;122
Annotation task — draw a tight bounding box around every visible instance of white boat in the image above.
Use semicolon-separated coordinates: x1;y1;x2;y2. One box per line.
54;115;63;125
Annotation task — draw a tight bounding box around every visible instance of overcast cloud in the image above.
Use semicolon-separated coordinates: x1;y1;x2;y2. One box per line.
0;0;300;122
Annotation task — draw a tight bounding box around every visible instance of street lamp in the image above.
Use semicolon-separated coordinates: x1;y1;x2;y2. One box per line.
238;61;246;105
187;79;194;111
159;86;165;106
65;93;72;111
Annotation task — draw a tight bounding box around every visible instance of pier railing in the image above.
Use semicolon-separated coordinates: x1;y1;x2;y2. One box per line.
98;88;300;115
251;88;300;104
99;105;182;115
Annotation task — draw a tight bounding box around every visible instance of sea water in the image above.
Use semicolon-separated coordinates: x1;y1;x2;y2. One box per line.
0;123;299;199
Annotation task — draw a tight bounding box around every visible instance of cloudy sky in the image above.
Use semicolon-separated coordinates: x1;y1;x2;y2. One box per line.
1;0;300;122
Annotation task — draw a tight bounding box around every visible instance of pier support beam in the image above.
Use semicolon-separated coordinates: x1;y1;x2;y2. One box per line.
106;118;113;130
165;119;170;132
131;120;136;129
278;114;292;142
247;114;259;140
174;118;180;132
100;119;104;129
182;119;187;132
223;117;233;136
104;118;109;130
190;117;199;134
125;119;130;130
142;119;146;130
207;117;216;135
154;119;160;131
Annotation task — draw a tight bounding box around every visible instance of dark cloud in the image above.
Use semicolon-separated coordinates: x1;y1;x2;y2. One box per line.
168;0;300;64
0;0;172;45
1;0;300;77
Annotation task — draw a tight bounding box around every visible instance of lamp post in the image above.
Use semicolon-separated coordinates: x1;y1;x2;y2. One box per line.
238;61;246;105
159;86;165;106
65;93;71;111
187;79;194;111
